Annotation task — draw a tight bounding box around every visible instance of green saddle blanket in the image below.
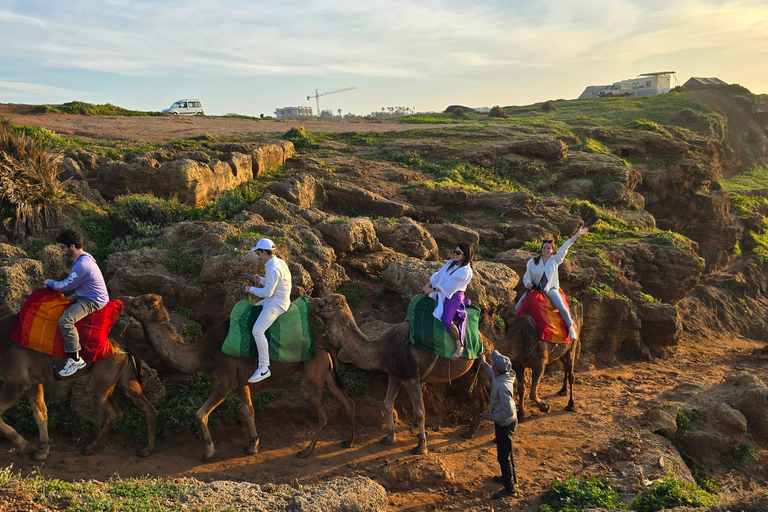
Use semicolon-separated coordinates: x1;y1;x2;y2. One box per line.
406;295;482;360
222;297;315;362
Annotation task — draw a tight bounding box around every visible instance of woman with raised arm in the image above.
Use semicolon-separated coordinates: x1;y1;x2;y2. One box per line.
516;226;588;340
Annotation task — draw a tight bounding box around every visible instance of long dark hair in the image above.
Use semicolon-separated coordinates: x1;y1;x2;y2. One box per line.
448;242;474;272
532;239;555;265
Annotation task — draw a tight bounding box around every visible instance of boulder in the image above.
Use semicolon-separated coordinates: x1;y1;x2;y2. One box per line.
0;244;44;316
344;247;407;278
105;247;204;309
383;258;518;314
323;181;412;218
373;217;439;260
267;174;324;208
249;193;306;225
641;405;678;437
463;136;568;163
252;141;295;177
580;296;643;363
425;224;480;252
638;302;681;357
37;244;69;280
316;217;382;255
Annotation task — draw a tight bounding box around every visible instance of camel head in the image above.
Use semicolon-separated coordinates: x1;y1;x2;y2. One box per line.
310;294;350;319
124;294;170;324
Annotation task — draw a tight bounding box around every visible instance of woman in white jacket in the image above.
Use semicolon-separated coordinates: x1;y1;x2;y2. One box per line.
422;242;474;360
515;226;588;340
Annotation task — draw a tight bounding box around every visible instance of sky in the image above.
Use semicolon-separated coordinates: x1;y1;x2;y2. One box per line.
1;0;767;117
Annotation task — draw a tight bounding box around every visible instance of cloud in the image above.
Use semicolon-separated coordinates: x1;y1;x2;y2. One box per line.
0;79;80;96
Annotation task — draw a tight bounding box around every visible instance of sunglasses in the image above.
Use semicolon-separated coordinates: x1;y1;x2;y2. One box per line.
542;239;553;244
453;250;463;255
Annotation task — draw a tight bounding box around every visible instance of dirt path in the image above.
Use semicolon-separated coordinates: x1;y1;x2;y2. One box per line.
0;104;458;143
3;333;765;511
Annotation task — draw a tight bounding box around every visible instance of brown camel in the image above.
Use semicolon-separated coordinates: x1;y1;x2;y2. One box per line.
311;293;490;455
123;293;356;460
481;309;578;420
0;312;157;460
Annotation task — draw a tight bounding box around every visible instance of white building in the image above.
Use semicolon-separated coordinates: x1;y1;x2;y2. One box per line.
275;106;313;119
579;72;674;99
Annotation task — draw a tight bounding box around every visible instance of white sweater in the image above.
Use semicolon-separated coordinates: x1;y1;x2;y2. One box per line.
523;233;579;294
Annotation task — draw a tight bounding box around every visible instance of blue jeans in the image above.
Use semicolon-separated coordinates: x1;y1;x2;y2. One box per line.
515;289;574;329
59;297;103;354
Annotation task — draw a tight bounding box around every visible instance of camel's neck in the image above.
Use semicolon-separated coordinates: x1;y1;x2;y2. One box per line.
325;310;381;371
139;319;202;373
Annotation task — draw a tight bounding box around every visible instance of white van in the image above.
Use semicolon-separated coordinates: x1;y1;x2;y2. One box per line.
162;99;204;115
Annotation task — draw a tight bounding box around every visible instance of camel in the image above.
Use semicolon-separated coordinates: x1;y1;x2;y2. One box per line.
0;312;157;460
123;293;355;460
310;293;491;455
480;308;578;420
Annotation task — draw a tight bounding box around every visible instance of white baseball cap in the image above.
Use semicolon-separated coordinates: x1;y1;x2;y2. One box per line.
251;238;276;251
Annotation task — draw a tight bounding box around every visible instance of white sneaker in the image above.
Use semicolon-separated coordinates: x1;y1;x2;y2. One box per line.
568;326;578;340
248;367;271;384
59;357;86;377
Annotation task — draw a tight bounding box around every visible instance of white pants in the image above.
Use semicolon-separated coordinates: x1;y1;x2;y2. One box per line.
251;305;283;369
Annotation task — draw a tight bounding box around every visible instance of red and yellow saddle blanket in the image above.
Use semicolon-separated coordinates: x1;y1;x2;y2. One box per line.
513;289;572;343
10;288;122;362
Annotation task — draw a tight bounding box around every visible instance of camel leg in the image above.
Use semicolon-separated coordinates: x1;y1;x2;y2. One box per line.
296;368;328;459
381;376;402;446
402;380;427;455
117;375;157;457
195;383;231;461
25;385;50;461
563;352;576;412
321;366;356;449
530;365;550;413
232;386;259;456
83;385;122;455
512;363;527;420
462;369;491;439
0;382;32;456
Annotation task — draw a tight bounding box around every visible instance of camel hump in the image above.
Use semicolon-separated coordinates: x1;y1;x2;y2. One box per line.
10;288;121;362
222;297;315;362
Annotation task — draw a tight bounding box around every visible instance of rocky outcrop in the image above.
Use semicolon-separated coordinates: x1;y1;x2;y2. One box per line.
323;181;413;218
0;244;44;316
316;217;382;255
373;217;439;260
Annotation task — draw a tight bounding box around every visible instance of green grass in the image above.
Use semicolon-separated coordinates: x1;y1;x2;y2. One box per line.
30;101;162;116
541;474;623;512
632;475;712;512
726;165;768;192
675;409;703;430
722;442;754;468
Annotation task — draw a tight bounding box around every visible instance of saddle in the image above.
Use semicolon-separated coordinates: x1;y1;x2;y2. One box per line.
10;288;121;362
514;289;572;343
221;296;315;361
406;295;482;359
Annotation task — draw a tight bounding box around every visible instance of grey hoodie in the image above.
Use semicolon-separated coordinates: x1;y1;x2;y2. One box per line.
481;362;517;426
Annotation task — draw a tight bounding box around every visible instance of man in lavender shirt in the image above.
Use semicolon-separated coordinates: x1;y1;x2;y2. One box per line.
45;229;110;377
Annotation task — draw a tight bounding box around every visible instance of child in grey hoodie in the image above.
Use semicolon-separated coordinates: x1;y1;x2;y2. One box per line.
479;350;518;499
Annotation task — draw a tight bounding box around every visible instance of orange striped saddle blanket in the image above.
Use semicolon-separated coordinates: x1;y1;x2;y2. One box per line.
10;288;122;362
513;289;572;343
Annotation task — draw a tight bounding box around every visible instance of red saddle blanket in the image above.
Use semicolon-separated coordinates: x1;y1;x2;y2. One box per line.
513;289;572;343
10;288;121;362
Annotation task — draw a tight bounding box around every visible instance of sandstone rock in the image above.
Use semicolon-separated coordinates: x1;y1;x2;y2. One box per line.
580;296;643;363
344;247;406;278
732;379;768;439
323;181;412;218
252;141;294;177
249;193;306;225
463;136;568;164
373;217;438;260
316;217;382;255
37;244;69;280
641;406;678;437
0;244;44;316
267;174;324;208
424;223;480;251
105;247;204;309
383;258;518;314
638;302;681;357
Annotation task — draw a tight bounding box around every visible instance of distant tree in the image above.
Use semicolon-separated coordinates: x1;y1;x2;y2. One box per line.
444;105;476;115
541;100;556;111
489;105;508;118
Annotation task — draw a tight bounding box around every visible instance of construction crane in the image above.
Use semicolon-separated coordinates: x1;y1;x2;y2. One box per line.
307;87;356;117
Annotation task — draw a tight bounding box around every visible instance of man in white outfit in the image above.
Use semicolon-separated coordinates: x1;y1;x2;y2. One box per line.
243;238;292;383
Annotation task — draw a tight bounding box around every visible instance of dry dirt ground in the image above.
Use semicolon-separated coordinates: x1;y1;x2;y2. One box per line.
1;110;767;511
0;103;458;142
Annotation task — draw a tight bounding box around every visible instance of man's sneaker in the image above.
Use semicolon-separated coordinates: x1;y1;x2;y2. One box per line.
59;357;86;377
568;325;578;340
248;367;271;384
492;487;517;499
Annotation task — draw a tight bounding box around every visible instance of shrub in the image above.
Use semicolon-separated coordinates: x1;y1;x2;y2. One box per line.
444;105;475;114
283;126;316;150
0;119;71;238
675;408;703;430
541;474;623;512
191;180;262;221
722;442;754;468
107;193;188;237
632;475;712;512
488;105;508;118
541;100;556;111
